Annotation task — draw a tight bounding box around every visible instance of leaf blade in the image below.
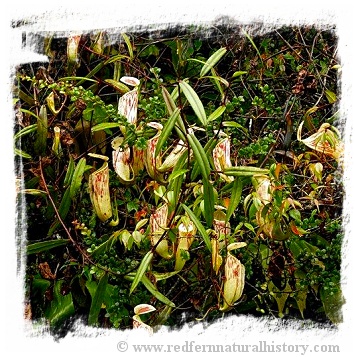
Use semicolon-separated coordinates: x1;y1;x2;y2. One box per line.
130;250;154;294
27;239;70;255
200;47;227;77
226;177;243;222
182;204;211;252
141;275;175;307
179;81;207;127
88;272;109;326
155;107;181;157
186;131;210;182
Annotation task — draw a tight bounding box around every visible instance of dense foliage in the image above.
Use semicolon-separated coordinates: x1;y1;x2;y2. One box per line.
14;24;344;335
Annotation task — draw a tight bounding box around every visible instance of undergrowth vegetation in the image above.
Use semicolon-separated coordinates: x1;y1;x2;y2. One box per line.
14;24;344;335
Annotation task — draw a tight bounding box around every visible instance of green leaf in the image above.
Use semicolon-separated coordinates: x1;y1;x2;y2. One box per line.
14;124;37;141
226;177;243;222
34;105;48;155
27;239;70;255
63;156;75;187
182;204;211;252
130;250;154;294
211;68;224;99
14;148;32;159
161;86;186;137
69;158;86;199
223;121;249;134
32;278;51;296
207;106;226;123
141;275;175;307
89;231;121;257
88;272;109;326
48;187;72;236
45;280;75;327
191;137;217;181
242;29;263;66
76;54;129;86
168;168;189;182
289;209;301;223
179;80;207;127
155;108;181;158
59;76;98;83
17;88;35;105
19;108;41;121
325;89;337;104
152;271;180;281
224;166;269;177
243;222;255;233
91;122;121;132
200;47;227;77
104;79;130;94
232;71;248;78
169;150;188;208
186;132;210;182
202;178;214;228
201;75;229;87
122;33;134;59
21;189;47;197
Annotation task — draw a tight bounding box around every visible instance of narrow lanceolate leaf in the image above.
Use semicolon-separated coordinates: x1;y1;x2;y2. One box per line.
182;204;211;252
59;76;98;83
14;124;37;141
211;68;224;99
168;168;189;182
21;189;47;197
104;79;130;94
162;86;176;115
191;137;217;181
179;80;207;127
161;86;186;137
141;275;175;307
325;89;337;104
48;187;72;236
200;47;227;77
201;75;229;87
232;71;248;78
69;158;86;199
155;108;181;158
121;33;134;60
76;54;129;86
34;105;48;155
130;250;154;295
14;148;31;159
90;231;121;258
226;177;243;222
45;280;75;327
91;122;121;132
202;178;214;228
63;156;75;187
224;166;269;177
88;272;109;326
187;131;210;182
207;106;226;123
27;239;70;255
